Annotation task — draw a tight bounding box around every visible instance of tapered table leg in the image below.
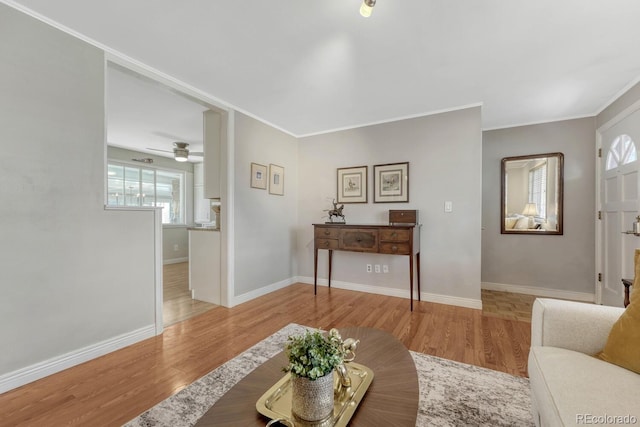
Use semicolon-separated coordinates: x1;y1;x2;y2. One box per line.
416;252;421;301
314;248;318;295
328;250;333;288
409;254;414;311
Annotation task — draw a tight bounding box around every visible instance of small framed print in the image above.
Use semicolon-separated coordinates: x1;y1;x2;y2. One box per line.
269;164;285;195
373;162;409;203
250;163;267;189
337;166;368;203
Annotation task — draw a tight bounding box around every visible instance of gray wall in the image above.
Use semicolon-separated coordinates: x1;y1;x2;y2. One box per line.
297;107;483;305
597;81;640;128
233;112;299;297
482;118;596;294
0;5;156;382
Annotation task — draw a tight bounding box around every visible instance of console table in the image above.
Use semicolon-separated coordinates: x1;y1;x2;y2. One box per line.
313;223;421;310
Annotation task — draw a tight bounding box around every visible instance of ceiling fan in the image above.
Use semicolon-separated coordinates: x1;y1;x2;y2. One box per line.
147;142;203;162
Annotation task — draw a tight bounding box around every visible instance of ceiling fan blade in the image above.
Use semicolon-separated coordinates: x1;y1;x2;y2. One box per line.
147;148;173;154
190;152;204;157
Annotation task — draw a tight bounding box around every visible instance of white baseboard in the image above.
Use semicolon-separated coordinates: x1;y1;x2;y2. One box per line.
296;276;483;310
481;282;595;302
232;277;295;307
163;257;188;265
0;324;156;394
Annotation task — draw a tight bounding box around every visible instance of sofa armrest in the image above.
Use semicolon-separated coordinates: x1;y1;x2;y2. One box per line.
531;298;624;355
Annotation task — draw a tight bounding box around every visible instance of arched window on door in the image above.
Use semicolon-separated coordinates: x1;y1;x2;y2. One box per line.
606;134;637;171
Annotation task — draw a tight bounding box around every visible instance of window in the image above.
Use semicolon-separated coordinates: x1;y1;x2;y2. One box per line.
606;134;637;171
528;162;547;219
107;161;185;224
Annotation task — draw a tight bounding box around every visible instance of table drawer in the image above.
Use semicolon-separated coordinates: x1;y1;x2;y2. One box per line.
339;229;378;252
315;227;340;239
379;242;411;255
316;238;339;250
379;229;410;242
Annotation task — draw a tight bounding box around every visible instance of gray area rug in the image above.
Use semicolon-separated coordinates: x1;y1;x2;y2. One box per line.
124;324;533;427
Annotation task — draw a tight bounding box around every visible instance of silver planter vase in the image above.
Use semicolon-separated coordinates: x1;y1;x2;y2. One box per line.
291;371;334;422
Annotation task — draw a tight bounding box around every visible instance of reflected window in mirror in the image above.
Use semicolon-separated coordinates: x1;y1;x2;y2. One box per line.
501;153;564;235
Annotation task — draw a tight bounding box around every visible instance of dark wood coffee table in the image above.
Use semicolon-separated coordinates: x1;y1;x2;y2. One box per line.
196;327;419;426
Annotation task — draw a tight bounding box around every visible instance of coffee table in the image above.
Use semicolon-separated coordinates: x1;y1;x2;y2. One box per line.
196;327;419;426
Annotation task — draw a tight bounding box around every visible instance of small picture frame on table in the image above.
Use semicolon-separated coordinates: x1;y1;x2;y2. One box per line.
373;162;409;203
337;166;368;203
269;164;285;195
250;163;267;189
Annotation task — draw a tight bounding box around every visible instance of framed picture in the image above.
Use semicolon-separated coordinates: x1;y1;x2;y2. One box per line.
250;163;267;189
337;166;368;203
373;162;409;203
269;164;285;195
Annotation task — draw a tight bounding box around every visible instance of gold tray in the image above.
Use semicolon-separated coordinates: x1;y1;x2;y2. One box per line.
256;362;374;427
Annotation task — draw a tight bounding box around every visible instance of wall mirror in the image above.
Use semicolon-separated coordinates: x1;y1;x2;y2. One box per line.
501;152;564;235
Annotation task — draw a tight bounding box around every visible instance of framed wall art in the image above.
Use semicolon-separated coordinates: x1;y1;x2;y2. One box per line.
373;162;409;203
337;165;368;203
269;164;285;195
250;162;267;189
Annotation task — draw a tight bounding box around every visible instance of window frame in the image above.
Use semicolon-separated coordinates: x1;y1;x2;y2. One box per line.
107;159;187;225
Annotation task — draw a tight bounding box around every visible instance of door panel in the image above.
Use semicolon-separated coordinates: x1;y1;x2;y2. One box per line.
599;108;640;307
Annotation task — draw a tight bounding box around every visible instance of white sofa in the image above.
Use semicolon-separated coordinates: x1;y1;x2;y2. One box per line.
528;298;640;426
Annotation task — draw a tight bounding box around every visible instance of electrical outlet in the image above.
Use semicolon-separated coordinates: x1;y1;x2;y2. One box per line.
374;264;381;273
366;264;372;273
173;244;179;251
383;265;389;273
444;201;453;213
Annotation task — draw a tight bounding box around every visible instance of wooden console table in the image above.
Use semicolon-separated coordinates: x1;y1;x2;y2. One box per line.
313;223;421;310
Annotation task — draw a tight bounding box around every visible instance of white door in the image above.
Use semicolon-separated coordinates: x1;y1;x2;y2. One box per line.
599;109;640;307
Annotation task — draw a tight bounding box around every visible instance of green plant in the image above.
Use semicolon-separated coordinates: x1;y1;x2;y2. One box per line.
284;329;344;380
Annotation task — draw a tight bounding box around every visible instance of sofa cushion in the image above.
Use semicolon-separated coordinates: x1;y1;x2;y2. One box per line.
596;250;640;374
529;346;640;426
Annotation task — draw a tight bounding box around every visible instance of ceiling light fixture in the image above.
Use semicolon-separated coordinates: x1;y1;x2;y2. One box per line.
360;0;376;17
173;142;189;162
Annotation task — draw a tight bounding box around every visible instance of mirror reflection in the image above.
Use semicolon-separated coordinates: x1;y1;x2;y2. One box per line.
501;152;564;235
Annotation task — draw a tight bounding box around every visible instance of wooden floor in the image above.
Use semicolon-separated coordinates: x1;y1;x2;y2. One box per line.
163;262;216;327
481;289;537;322
0;284;532;427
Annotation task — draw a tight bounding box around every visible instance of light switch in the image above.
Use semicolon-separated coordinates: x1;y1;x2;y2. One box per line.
444;201;453;213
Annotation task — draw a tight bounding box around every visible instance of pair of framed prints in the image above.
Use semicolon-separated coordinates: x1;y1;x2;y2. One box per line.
337;162;409;204
250;163;284;196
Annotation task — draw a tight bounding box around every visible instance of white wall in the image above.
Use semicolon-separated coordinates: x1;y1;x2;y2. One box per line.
233;112;299;298
297;107;483;307
482;118;596;297
0;4;157;390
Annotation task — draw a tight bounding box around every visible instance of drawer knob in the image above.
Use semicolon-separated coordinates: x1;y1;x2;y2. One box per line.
391;232;397;237
392;245;398;252
324;241;330;247
324;230;330;235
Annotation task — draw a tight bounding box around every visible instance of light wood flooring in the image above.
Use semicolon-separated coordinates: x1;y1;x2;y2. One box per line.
0;284;532;427
163;262;216;327
481;289;537;322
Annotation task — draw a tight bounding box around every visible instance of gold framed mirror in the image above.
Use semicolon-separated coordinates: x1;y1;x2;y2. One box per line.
501;152;564;235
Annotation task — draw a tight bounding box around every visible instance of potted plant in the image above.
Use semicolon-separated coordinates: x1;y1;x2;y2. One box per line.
283;329;344;422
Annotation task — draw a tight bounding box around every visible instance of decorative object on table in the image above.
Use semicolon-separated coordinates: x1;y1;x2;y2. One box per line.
126;323;532;427
336;165;367;204
211;203;221;230
324;199;345;224
284;329;358;421
373;162;409;203
251;163;268;189
269;164;285;196
389;209;418;225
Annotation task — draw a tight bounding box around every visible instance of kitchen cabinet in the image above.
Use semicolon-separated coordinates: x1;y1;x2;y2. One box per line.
188;228;221;304
203;110;221;199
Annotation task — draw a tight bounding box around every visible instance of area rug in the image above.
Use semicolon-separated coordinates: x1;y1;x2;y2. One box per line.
124;324;533;427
